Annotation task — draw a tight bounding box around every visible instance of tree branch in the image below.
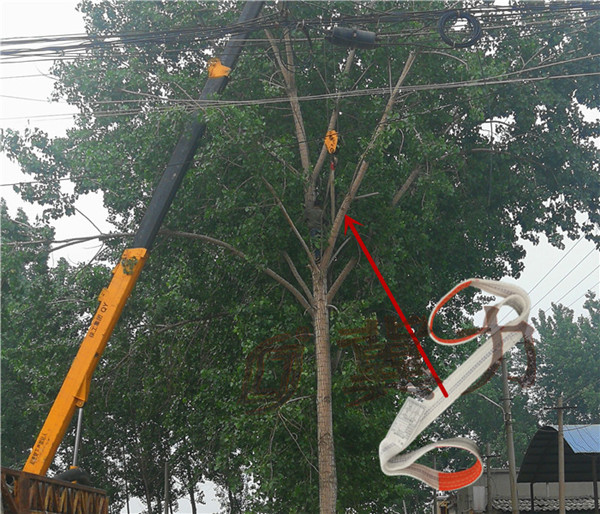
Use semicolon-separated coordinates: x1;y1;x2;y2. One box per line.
265;29;311;177
161;229;311;312
3;232;133;253
323;51;417;263
391;166;421;207
327;257;357;304
261;176;315;267
9;227;313;311
283;251;313;303
419;50;469;69
306;49;356;206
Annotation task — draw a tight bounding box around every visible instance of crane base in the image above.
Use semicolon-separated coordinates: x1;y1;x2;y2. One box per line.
1;467;108;514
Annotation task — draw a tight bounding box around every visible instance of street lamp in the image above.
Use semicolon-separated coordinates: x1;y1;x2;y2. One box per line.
477;384;520;514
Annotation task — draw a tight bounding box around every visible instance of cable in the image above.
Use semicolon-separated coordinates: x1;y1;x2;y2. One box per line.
554;265;600;307
527;236;586;296
3;70;600;123
0;94;58;103
2;4;598;65
529;247;598;312
566;280;600;309
437;10;483;49
0;73;58;80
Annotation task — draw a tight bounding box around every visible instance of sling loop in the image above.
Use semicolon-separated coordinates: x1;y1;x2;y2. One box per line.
379;278;531;490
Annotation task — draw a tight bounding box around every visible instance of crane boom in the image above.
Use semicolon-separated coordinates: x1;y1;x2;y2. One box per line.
23;249;148;475
22;0;264;477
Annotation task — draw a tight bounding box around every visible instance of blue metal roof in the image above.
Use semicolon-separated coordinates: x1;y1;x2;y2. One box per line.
551;425;600;454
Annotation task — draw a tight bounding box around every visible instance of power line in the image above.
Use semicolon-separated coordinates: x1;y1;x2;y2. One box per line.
0;94;58;103
2;70;599;123
3;50;597;106
530;247;599;312
527;236;586;296
2;4;598;64
566;280;600;309
555;266;600;307
0;73;58;80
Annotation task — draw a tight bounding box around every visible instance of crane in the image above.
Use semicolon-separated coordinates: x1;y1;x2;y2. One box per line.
1;2;264;512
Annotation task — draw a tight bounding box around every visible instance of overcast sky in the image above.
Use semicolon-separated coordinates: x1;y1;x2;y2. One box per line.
1;2;599;513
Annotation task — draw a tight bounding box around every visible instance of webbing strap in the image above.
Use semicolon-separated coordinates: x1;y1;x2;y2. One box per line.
379;278;531;490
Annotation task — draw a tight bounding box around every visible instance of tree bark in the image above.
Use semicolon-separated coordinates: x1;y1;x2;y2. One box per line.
312;267;336;514
188;486;197;514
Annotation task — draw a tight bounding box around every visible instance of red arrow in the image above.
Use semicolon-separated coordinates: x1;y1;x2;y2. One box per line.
344;215;448;397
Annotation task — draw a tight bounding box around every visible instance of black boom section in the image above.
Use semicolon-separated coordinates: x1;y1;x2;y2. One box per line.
133;1;265;250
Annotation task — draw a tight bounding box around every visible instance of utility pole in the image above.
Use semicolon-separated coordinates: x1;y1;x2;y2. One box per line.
548;395;575;514
501;358;519;514
433;455;437;514
592;456;599;514
477;390;518;513
558;395;565;514
485;443;498;514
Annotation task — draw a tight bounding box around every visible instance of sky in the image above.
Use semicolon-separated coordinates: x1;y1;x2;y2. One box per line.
1;2;599;513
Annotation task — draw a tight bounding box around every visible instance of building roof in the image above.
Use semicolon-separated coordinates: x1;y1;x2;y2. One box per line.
493;496;597;513
518;425;600;483
555;425;600;454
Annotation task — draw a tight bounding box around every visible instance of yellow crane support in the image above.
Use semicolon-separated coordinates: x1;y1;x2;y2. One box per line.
23;248;148;476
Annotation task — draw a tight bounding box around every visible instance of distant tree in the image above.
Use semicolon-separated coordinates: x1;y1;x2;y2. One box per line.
529;296;600;424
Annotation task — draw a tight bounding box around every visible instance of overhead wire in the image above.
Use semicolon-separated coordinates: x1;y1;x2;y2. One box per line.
2;3;598;65
566;280;600;309
553;265;600;307
529;247;598;313
3;68;600;124
527;236;586;296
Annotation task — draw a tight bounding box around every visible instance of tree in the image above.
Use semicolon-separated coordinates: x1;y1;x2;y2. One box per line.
2;2;599;512
529;296;600;424
0;202;108;469
1;201;57;468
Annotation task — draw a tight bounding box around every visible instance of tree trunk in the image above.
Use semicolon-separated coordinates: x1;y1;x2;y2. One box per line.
312;267;337;513
136;447;153;514
188;485;197;514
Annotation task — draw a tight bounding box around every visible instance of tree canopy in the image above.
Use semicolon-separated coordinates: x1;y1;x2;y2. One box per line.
2;2;599;513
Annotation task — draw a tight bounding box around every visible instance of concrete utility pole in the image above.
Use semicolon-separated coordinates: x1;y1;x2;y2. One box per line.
501;358;519;514
432;456;437;514
486;443;495;513
477;389;519;513
558;395;565;514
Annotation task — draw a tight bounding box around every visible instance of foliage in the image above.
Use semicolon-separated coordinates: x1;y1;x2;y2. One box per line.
2;1;599;513
529;296;600;425
1;201;107;470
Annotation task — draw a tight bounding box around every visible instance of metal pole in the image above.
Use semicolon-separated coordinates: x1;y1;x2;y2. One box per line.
558;395;565;514
72;407;84;468
486;443;492;513
501;358;519;514
530;482;534;513
433;455;437;514
592;456;599;514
